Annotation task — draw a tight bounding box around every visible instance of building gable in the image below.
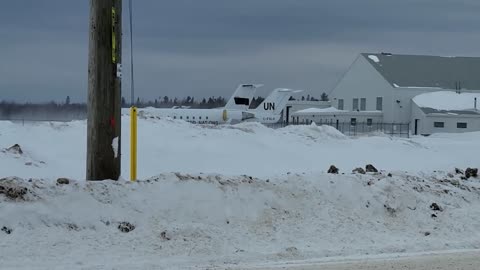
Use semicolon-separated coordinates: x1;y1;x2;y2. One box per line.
330;55;394;121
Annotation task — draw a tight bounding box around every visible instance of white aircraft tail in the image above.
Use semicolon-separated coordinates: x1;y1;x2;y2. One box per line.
254;88;301;115
224;84;263;110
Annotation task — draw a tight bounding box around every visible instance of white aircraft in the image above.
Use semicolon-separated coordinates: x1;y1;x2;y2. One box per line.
138;87;300;125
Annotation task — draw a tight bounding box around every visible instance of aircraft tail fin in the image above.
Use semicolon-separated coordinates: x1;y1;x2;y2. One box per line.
224;84;263;110
254;88;302;115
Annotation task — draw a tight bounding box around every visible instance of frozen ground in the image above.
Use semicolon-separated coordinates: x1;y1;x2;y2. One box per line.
0;116;479;269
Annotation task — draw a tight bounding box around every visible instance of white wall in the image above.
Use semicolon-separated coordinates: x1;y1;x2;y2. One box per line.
330;55;393;121
410;102;429;135
411;102;480;135
422;115;480;135
291;112;383;125
392;87;461;124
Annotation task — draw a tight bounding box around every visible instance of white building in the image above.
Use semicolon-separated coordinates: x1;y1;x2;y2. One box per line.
291;107;382;125
411;91;480;135
300;53;480;135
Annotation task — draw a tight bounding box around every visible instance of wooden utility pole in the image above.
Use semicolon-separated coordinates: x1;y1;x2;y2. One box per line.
87;0;122;180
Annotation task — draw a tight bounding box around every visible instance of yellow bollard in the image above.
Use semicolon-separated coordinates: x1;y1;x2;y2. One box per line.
130;106;137;181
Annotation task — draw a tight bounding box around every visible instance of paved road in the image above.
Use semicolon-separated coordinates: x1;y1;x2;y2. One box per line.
233;251;480;270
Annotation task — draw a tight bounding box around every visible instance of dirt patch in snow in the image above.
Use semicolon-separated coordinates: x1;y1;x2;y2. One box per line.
0;177;32;201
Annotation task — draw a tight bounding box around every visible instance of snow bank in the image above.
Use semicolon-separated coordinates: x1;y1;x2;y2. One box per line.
294;107;346;114
279;123;347;141
1;117;480;180
413;91;480;111
1;172;480;269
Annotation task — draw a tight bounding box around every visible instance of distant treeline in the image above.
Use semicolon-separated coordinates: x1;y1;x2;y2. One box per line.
0;95;266;121
0;92;327;121
0;101;87;121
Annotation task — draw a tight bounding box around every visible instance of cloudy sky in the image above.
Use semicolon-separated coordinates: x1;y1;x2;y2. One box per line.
1;0;479;103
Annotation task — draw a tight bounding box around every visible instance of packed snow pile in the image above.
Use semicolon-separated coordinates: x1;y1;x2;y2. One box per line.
279;123;347;141
294;107;346;114
413;91;480;111
1;117;480;179
1;170;480;269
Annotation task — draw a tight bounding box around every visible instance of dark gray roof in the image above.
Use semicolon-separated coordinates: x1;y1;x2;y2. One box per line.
420;107;480;116
361;53;480;90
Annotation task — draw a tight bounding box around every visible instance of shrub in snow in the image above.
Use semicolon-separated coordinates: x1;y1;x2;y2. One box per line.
56;178;70;185
430;203;443;212
465;168;478;179
366;164;378;173
160;231;171;241
352;167;366;174
6;144;23;155
383;204;397;216
0;181;28;201
118;222;135;233
1;226;12;234
327;165;339;174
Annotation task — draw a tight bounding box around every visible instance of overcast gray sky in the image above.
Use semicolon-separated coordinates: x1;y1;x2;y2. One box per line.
1;0;479;103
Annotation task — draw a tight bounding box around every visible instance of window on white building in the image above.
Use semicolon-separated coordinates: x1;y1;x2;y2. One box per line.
352;98;359;111
434;122;444;128
350;118;357;126
457;122;467;129
360;98;366;111
338;99;344;110
376;97;383;111
367;118;373;126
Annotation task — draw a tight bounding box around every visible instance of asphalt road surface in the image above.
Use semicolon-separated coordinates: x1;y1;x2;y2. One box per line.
233;250;480;270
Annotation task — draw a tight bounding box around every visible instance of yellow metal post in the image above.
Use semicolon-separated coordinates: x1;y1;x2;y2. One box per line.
111;7;117;64
130;106;137;181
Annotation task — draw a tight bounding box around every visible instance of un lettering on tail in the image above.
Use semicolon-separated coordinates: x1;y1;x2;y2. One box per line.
263;102;275;111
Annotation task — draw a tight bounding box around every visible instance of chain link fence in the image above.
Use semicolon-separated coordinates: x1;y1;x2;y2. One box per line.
266;121;410;138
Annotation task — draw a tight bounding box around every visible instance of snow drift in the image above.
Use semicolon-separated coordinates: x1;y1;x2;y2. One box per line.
1;171;480;269
0;117;479;180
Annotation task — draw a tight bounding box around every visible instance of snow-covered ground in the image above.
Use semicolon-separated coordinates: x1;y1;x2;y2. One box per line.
0;115;479;180
1;116;480;269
